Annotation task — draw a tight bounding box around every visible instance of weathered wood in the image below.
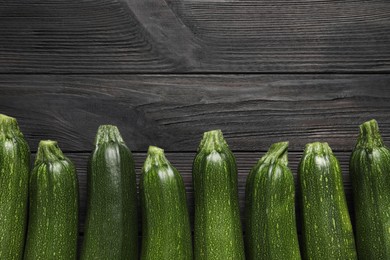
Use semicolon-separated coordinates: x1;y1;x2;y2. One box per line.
62;151;353;234
0;0;390;72
1;74;390;152
0;0;177;73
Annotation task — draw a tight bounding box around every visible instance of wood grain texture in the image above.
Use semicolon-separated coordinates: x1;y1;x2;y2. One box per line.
1;74;390;152
165;0;390;72
59;151;354;234
0;0;177;73
0;0;390;72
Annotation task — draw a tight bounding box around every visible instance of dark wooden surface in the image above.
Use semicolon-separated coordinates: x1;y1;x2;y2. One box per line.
1;0;390;73
1;0;390;253
1;74;390;152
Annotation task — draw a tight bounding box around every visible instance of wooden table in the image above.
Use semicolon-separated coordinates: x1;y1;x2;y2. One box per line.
1;0;390;248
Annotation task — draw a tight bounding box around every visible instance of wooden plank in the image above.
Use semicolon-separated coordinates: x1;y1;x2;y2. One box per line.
62;151;354;234
0;0;177;73
156;0;390;72
0;0;390;72
1;74;390;152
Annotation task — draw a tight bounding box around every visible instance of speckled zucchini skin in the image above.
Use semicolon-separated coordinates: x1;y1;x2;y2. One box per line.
193;130;245;260
245;142;301;260
0;114;30;260
81;125;138;259
24;140;78;260
140;146;192;260
299;142;357;260
350;119;390;259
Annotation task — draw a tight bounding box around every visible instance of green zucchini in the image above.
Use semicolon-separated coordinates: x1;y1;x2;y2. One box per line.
245;141;301;260
192;130;245;260
299;142;357;259
350;119;390;259
24;140;78;260
81;125;138;259
0;114;30;259
140;146;192;260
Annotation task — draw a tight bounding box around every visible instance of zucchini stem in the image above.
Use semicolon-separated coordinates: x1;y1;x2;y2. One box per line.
260;141;289;166
94;125;124;145
0;113;23;139
35;140;65;165
356;119;384;150
304;142;333;156
143;146;170;172
198;129;228;153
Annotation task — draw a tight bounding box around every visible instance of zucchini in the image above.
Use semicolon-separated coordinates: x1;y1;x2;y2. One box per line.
24;140;78;260
299;142;357;259
245;141;301;260
140;146;192;260
81;125;138;259
0;114;30;259
350;119;390;259
192;130;245;260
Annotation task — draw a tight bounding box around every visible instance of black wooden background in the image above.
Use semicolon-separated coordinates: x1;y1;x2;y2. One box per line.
1;0;390;250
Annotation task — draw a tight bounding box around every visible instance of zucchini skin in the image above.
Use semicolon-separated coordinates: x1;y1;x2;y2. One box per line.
350;119;390;259
299;142;357;260
193;130;245;260
245;142;301;260
81;125;138;259
0;114;30;260
24;140;78;260
140;146;192;260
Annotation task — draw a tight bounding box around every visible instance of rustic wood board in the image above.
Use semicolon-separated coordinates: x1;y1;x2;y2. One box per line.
1;74;390;152
1;0;389;73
